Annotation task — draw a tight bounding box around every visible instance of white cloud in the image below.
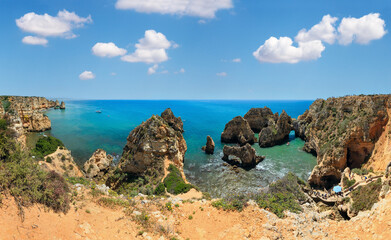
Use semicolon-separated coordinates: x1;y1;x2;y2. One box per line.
174;68;185;74
92;42;127;57
253;37;325;64
79;71;95;80
16;10;92;44
232;58;241;63
295;15;338;44
115;0;233;18
338;13;387;45
198;19;207;24
121;30;172;64
22;36;48;46
148;64;159;75
216;72;227;77
111;72;117;76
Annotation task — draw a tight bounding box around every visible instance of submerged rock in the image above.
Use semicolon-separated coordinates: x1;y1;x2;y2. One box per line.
295;95;390;188
161;108;183;132
202;135;215;154
84;149;113;178
119;110;187;180
244;107;274;132
259;110;292;147
221;116;256;145
222;143;264;169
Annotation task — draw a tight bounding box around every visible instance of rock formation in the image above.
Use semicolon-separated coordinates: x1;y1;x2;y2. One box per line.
221;116;256;145
294;95;390;188
161;108;183;132
259;110;292;147
60;101;66;109
84;149;114;178
119;109;187;181
222;143;264;169
39;147;83;178
0;96;59;145
201;135;215;154
55;100;60;108
244;107;274;132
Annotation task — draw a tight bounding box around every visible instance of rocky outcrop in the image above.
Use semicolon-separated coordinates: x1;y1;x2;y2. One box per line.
244;107;274;132
201;135;215;154
221;116;256;145
39;147;83;178
295;95;390;188
60;101;66;109
161;108;183;132
222;143;264;169
84;149;113;178
0;96;60;145
119;111;187;181
259;110;292;147
55;100;60;108
27;112;51;132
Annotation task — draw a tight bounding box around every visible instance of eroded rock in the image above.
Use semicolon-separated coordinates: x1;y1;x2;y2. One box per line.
244;107;274;132
221;116;256;145
161;108;183;132
259;110;292;147
202;135;215;154
222;143;264;169
84;149;113;178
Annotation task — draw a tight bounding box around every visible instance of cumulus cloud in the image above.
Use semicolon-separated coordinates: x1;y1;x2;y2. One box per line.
115;0;233;18
22;36;48;46
121;30;172;64
254;13;386;63
216;72;227;77
79;71;95;80
338;13;387;45
147;64;159;75
253;37;325;64
16;10;92;44
92;42;127;57
295;15;338;44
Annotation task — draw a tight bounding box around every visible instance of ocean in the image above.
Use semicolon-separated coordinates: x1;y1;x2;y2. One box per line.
42;100;316;197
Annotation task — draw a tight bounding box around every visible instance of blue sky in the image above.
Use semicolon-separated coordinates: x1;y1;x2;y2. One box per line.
0;0;390;100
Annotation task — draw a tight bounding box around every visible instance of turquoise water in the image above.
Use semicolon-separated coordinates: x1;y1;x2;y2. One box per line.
44;100;316;197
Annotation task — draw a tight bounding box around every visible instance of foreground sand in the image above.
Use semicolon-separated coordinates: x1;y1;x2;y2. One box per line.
1;188;391;240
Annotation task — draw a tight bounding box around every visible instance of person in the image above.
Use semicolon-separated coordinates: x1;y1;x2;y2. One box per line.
286;142;290;146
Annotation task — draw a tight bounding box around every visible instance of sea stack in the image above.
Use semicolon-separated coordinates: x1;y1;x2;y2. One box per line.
60;101;66;109
258;110;292;147
119;109;187;180
161;108;183;132
202;135;215;154
221;116;256;145
244;107;274;132
222;143;265;169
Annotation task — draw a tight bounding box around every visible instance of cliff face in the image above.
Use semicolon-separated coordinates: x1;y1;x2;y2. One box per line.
259;110;292;147
119;110;187;181
221;116;256;145
293;95;390;188
0;96;61;145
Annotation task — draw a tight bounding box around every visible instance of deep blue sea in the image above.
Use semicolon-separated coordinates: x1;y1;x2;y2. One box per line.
41;100;316;197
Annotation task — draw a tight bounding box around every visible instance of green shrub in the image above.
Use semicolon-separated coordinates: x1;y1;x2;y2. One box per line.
2;100;11;113
0;131;70;214
46;156;52;163
256;172;305;218
61;155;66;161
343;176;356;188
211;198;245;212
32;136;64;158
350;178;382;213
351;168;369;176
154;182;166;195
163;164;193;195
0;119;7;131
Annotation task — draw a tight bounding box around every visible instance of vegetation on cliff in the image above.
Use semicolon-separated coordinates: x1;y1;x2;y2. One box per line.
0;119;70;215
350;178;382;214
32;136;64;158
163;164;193;195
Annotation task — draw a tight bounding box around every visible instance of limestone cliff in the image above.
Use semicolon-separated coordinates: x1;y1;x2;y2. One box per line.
221;116;256;145
39;147;83;178
244;107;274;132
258;110;292;147
0;96;61;145
293;95;390;188
119;109;187;181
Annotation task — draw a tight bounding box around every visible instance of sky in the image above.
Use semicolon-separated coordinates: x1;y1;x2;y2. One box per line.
0;0;390;100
